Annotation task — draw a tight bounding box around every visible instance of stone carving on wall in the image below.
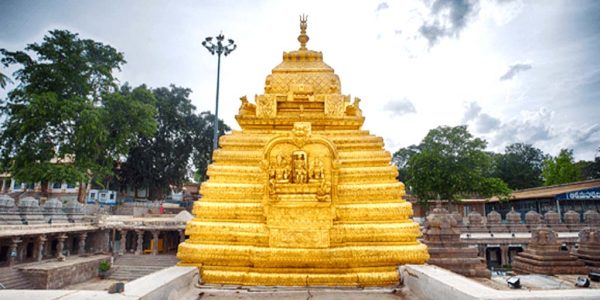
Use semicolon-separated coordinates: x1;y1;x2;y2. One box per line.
256;94;276;117
265;122;335;203
324;95;344;116
261;122;339;248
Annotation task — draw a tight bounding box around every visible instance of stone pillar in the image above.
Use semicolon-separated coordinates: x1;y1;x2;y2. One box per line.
8;237;21;266
500;245;509;266
56;234;67;260
36;235;47;262
152;230;159;255
475;244;484;257
119;230;128;256
78;232;87;255
44;238;51;259
111;229;118;255
178;229;185;244
135;230;144;255
17;239;26;261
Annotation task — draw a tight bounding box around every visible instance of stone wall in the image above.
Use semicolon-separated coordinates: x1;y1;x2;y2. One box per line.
87;229;111;253
19;255;110;289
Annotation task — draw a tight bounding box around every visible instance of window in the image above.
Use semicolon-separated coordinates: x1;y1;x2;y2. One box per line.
13;181;21;189
66;183;76;189
90;193;96;199
110;194;115;200
52;182;62;189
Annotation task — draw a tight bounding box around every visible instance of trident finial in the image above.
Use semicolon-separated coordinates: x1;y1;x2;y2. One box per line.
298;14;309;50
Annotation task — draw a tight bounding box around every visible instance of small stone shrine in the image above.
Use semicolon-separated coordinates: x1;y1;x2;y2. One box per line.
506;207;528;232
584;209;600;225
525;210;542;231
18;196;46;225
563;210;583;232
486;210;508;232
572;227;600;272
423;203;490;278
64;199;83;223
512;226;588;275
0;195;23;225
466;211;488;233
544;210;568;232
42;198;69;224
451;210;467;232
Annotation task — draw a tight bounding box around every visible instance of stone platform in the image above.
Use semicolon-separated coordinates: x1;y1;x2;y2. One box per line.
17;254;110;289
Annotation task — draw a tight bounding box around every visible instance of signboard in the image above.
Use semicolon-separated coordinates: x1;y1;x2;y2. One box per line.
555;187;600;201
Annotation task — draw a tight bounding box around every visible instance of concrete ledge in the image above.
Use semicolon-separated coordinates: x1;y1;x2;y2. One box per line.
401;264;600;300
0;289;133;300
123;266;197;300
0;266;197;300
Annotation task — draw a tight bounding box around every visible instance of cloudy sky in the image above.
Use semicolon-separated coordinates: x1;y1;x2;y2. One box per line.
1;0;599;160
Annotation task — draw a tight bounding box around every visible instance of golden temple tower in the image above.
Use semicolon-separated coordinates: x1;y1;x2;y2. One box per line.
177;16;429;286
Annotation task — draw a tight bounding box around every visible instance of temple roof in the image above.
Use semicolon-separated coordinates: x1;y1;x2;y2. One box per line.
235;16;364;130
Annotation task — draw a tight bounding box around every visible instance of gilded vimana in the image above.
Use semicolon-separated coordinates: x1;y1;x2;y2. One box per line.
176;16;429;286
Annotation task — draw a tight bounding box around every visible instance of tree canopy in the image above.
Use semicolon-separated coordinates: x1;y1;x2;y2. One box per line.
394;125;510;204
0;30;156;191
118;85;229;200
542;148;583;186
492;143;545;190
0;70;12;88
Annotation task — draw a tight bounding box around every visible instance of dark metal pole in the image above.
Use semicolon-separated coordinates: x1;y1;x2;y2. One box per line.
213;53;222;152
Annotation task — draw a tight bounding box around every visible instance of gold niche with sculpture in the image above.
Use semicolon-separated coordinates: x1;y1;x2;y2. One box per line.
177;15;429;286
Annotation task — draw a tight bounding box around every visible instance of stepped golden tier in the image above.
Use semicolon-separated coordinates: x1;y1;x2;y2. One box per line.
177;16;429;286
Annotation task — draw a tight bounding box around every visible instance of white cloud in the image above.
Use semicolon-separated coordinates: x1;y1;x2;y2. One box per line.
0;0;598;162
500;63;532;80
383;98;417;117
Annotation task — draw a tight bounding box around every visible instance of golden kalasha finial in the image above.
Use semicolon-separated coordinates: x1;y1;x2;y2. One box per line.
298;14;309;50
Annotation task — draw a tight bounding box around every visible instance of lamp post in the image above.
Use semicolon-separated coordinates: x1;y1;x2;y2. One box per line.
202;34;237;155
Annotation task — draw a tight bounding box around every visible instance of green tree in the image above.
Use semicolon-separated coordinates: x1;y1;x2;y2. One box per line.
493;143;545;189
392;144;419;184
0;30;156;198
0;70;12;88
542;148;582;185
402;125;510;204
577;158;600;180
119;86;229;200
192;111;229;183
575;148;600;180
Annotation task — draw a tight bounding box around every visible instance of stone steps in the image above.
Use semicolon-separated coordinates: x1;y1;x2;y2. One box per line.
0;267;33;289
108;254;178;281
108;266;165;281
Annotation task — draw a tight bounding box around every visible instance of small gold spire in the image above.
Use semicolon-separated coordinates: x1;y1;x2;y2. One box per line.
298;14;309;50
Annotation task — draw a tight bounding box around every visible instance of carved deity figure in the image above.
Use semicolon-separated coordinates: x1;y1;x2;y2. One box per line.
292;151;308;184
312;158;324;180
269;152;291;184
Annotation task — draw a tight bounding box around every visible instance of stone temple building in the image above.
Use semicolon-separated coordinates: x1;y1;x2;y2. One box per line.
177;16;429;286
0;194;191;289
